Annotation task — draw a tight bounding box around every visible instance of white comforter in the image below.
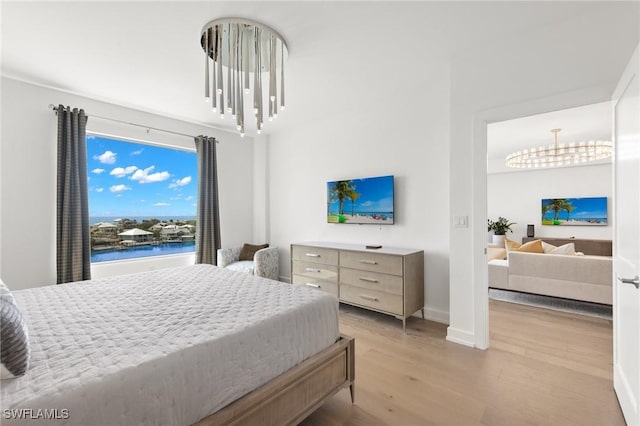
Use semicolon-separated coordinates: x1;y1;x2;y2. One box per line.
0;265;340;425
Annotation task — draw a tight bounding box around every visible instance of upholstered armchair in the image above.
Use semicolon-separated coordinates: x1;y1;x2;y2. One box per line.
217;244;280;281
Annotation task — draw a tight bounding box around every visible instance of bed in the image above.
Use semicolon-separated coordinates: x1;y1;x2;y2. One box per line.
0;265;355;425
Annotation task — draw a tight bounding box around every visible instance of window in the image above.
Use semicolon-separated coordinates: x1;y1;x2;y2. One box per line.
86;135;197;262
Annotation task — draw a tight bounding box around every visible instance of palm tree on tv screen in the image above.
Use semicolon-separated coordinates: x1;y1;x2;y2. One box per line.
348;188;361;217
330;180;356;215
564;203;576;221
543;198;572;222
541;203;550;221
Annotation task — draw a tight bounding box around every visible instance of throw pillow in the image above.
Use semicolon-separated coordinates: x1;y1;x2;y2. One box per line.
0;279;16;306
508;239;544;253
541;241;557;254
239;243;269;261
549;242;576;255
1;296;30;379
505;239;521;251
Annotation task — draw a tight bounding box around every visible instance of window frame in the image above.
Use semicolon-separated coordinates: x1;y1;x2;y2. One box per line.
86;131;198;264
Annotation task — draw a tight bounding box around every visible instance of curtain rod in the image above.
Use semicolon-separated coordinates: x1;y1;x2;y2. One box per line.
49;104;207;141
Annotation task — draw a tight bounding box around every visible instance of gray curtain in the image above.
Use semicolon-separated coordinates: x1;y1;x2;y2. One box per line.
194;135;221;264
56;105;91;283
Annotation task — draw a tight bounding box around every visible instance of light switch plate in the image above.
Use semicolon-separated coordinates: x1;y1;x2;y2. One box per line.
454;216;468;228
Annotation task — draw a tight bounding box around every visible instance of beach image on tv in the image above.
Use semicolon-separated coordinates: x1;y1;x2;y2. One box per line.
541;197;607;226
327;175;394;225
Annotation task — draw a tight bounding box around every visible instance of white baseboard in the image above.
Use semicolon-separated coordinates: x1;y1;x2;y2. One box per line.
418;307;449;324
446;327;475;347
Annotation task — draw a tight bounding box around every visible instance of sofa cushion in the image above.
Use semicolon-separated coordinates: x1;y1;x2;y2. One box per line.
506;239;544;253
487;247;507;261
488;259;509;289
225;260;255;275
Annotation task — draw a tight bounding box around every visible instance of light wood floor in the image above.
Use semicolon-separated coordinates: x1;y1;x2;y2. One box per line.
301;300;623;426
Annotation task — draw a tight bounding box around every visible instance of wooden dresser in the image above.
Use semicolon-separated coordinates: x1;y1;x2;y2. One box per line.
291;242;424;332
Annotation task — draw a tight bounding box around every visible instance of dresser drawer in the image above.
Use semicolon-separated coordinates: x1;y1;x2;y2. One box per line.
340;267;403;296
339;250;403;275
340;284;403;315
292;245;339;266
292;260;338;282
292;274;339;298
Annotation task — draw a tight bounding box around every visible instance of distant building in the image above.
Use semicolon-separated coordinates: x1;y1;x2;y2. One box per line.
118;228;153;242
93;222;118;236
150;222;168;231
160;224;193;242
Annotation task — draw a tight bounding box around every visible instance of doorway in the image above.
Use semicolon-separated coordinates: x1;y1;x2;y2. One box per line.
471;88;618;350
485;101;614;325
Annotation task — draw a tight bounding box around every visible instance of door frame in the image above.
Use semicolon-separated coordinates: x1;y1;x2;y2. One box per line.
472;85;616;349
611;43;639;425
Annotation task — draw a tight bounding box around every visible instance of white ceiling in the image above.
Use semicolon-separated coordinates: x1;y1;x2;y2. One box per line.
0;1;633;147
487;101;613;174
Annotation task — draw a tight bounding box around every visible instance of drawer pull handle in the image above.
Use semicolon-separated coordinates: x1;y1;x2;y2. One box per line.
305;283;321;288
360;295;379;302
359;260;378;265
305;267;321;273
305;253;320;257
359;277;379;283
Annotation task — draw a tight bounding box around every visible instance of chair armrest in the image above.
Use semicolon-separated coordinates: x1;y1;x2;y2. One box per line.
217;247;241;268
254;247;279;280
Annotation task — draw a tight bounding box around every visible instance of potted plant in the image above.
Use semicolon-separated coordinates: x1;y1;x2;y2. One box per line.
488;217;516;246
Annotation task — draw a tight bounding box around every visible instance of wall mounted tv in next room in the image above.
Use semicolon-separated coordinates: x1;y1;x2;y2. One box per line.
541;197;607;226
327;175;394;225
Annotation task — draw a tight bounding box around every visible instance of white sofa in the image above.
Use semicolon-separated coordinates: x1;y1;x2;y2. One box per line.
488;251;612;305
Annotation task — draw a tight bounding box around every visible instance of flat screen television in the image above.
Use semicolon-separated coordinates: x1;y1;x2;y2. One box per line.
327;175;394;224
541;196;607;226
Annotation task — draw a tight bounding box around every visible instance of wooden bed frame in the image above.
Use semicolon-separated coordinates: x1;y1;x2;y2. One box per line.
195;334;355;426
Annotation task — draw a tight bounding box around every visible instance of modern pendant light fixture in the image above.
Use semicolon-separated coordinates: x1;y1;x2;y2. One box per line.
505;128;613;169
200;18;288;137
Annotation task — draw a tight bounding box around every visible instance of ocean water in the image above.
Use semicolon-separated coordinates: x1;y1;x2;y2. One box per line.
91;241;195;262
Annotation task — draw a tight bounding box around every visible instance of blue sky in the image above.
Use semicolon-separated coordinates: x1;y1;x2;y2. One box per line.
86;135;197;217
327;175;394;213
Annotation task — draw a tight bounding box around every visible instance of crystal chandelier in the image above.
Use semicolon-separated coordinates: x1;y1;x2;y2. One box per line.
200;18;288;137
505;128;613;169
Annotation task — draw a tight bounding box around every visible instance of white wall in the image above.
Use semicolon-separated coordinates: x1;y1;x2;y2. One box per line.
0;77;255;290
267;20;452;323
449;3;639;346
488;164;613;243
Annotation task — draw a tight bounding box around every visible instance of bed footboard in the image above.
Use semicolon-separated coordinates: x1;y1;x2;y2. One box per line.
195;334;355;426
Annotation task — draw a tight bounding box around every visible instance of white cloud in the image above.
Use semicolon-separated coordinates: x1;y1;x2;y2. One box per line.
130;166;170;183
130;148;144;156
168;176;192;189
185;195;194;201
95;187;104;193
92;168;106;174
109;184;131;193
93;150;117;164
154;202;170;206
110;166;138;178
